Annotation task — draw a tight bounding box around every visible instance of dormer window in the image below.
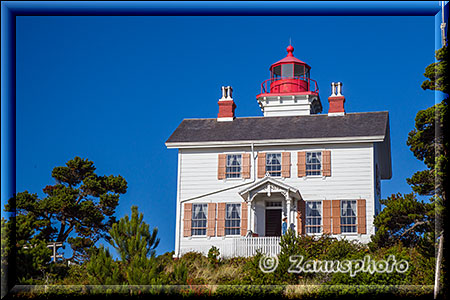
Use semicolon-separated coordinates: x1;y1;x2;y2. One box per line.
266;153;282;177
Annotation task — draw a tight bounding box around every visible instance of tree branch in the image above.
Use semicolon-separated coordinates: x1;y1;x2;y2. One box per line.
399;220;429;238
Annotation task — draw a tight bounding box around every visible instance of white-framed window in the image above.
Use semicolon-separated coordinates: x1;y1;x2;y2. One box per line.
225;203;241;235
266;153;281;177
341;200;357;233
306;152;322;176
191;204;208;236
226;154;242;178
305;201;322;234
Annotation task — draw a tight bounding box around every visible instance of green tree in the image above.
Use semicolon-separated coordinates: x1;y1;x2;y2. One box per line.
416;45;448;299
108;205;159;263
370;46;447;297
86;245;122;285
371;47;447;250
105;205;161;285
407;46;448;226
369;193;434;250
4;156;128;267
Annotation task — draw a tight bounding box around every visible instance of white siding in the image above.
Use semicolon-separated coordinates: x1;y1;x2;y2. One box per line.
175;143;377;256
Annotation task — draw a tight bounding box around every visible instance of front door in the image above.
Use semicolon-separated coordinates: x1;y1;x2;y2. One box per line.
265;209;282;236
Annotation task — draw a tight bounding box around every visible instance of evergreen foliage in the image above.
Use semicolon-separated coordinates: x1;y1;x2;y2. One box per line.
207;245;220;266
4;156;128;266
369;193;434;250
371;46;448;260
108;205;159;263
86;246;122;285
86;205;161;285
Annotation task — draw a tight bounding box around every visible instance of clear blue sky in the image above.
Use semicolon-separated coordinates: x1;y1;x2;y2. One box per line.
14;15;436;256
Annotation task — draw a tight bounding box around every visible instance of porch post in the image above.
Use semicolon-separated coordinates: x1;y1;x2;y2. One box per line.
247;194;251;235
286;195;292;229
250;202;256;233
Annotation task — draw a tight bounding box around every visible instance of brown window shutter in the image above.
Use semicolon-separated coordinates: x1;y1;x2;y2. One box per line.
207;203;216;237
241;202;248;236
297;151;306;177
242;153;251;179
183;203;192;237
357;199;366;234
281;152;291;178
332;200;341;234
257;152;266;178
322;200;332;234
297;200;306;235
322;150;331;177
218;154;226;180
217;203;226;237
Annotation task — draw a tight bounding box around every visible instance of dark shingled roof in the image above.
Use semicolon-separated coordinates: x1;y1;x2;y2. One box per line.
166;112;389;144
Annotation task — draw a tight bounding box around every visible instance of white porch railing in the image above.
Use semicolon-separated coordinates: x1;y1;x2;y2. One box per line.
180;236;281;258
232;236;281;258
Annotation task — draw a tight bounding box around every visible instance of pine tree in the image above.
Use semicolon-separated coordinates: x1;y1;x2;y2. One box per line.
86;245;122;285
107;205;160;285
4;156;128;265
369;193;434;250
108;205;159;263
414;45;448;299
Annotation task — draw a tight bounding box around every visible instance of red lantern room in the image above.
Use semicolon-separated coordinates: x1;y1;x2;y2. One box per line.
259;45;319;96
256;45;322;117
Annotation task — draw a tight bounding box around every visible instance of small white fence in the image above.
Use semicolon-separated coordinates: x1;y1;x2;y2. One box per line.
180;236;281;258
233;236;281;258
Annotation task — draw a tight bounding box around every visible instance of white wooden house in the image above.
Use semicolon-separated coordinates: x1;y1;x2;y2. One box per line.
165;45;392;258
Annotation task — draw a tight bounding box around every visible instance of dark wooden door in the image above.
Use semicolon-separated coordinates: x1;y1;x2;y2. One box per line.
265;209;282;236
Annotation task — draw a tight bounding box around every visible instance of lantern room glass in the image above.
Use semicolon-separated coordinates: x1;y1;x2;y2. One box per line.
271;65;281;80
281;63;293;78
294;64;306;77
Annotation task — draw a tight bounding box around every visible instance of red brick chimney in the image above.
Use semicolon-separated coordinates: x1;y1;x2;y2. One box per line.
328;82;345;116
217;86;236;122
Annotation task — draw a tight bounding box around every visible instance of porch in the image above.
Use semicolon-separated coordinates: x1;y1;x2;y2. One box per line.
180;236;281;258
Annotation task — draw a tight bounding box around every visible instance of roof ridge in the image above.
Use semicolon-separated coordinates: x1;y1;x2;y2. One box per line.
181;111;389;121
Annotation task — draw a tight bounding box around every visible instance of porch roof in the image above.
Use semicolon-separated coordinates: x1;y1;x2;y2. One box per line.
238;176;302;201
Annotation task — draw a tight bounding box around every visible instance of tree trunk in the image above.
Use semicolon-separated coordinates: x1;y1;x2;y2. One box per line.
434;234;444;299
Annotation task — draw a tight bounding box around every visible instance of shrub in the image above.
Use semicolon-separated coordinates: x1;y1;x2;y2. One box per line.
208;246;221;266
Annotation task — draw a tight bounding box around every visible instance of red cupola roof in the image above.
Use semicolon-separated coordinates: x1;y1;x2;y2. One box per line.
270;45;311;70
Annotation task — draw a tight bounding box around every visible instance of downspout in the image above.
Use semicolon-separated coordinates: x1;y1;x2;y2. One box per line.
176;143;257;257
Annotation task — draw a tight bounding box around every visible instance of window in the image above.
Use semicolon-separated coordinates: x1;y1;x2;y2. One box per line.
341;200;357;233
225;204;241;235
266;201;282;207
226;154;242;178
281;63;293;78
306;201;322;234
266;153;282;177
191;204;208;236
272;65;281;81
306;152;322;176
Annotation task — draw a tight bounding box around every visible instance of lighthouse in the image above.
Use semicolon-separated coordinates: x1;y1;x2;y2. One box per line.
256;45;322;117
166;44;392;258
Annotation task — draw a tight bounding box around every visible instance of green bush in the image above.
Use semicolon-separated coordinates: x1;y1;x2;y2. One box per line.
208;246;220;266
